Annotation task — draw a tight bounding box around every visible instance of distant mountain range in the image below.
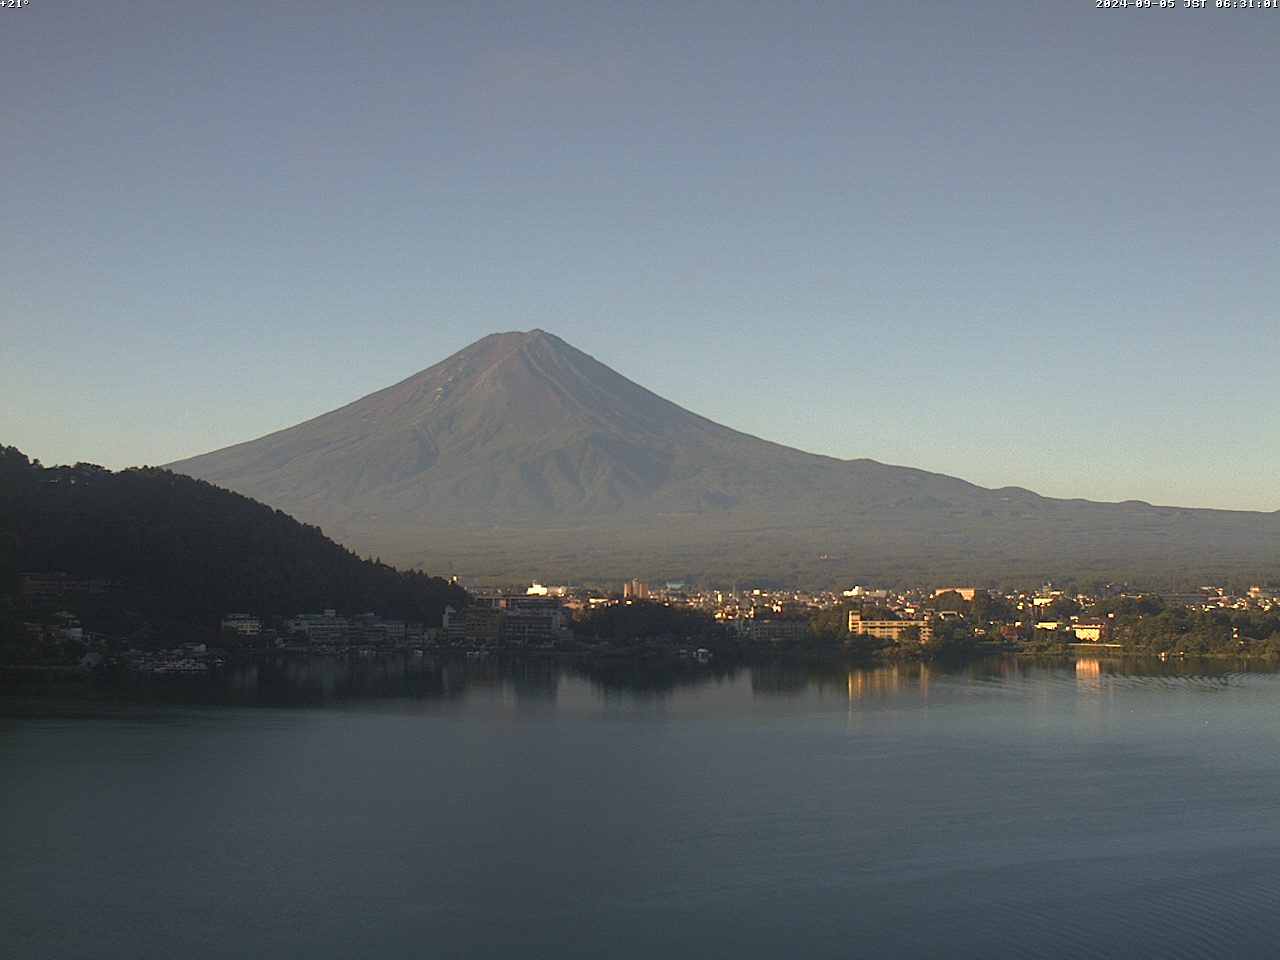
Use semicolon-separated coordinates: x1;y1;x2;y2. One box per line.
169;330;1280;587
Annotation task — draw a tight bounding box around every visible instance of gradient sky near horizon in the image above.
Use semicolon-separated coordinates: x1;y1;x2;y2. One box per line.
2;1;1276;511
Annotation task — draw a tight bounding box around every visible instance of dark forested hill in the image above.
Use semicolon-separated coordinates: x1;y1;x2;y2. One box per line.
0;446;466;643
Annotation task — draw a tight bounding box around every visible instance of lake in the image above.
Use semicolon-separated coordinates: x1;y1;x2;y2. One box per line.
3;655;1278;959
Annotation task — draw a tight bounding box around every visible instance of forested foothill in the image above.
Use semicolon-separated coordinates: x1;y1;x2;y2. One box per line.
0;446;466;665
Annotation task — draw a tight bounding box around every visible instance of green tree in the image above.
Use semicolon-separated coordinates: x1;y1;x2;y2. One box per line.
575;601;726;643
806;605;851;643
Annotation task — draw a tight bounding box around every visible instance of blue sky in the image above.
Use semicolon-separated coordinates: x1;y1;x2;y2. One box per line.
2;1;1276;510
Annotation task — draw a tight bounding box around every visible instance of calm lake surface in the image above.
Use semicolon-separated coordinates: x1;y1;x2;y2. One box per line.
3;655;1279;959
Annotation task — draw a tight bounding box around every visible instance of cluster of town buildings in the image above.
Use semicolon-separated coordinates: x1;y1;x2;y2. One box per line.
221;595;573;649
423;578;1280;648
222;610;428;648
538;579;1280;644
218;579;1280;651
16;570;1280;660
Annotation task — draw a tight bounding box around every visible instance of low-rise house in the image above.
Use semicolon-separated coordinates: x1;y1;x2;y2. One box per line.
221;614;261;637
742;618;807;643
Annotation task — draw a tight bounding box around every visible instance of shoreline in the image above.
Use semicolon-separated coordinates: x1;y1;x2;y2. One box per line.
4;644;1278;704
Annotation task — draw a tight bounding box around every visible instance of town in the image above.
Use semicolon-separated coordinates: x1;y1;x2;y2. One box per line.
13;573;1280;674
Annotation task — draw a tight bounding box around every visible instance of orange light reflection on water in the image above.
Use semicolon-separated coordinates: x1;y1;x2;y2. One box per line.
845;663;931;701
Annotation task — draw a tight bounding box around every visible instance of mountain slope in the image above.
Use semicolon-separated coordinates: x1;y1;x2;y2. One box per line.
168;331;1280;586
0;447;467;642
174;330;856;516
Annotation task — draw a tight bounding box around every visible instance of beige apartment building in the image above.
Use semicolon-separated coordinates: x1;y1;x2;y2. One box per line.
848;612;934;644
